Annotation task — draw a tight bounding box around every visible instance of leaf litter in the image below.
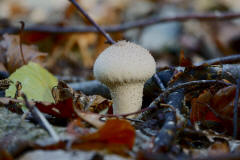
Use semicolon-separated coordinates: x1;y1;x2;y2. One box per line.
2;1;240;160
1;44;240;160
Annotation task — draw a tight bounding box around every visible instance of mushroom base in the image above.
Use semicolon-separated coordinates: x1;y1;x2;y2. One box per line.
108;82;144;117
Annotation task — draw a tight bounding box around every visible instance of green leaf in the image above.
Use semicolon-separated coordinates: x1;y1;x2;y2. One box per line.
6;62;58;103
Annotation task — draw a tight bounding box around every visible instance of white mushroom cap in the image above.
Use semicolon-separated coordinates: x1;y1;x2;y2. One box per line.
94;41;156;84
93;41;156;116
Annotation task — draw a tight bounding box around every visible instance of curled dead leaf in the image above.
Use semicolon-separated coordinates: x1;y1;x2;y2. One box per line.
0;34;47;73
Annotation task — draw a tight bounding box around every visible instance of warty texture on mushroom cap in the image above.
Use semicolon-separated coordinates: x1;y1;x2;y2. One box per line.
93;41;156;84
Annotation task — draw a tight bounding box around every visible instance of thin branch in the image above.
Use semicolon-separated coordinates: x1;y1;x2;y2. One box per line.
19;21;26;64
21;93;60;142
1;12;240;34
138;80;231;119
191;152;240;160
233;76;240;139
163;80;231;97
195;54;240;66
68;0;115;44
153;74;166;91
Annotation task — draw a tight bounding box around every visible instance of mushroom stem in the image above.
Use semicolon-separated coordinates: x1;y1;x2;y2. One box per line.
108;82;144;117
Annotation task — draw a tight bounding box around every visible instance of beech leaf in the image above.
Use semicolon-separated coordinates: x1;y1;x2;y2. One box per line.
6;62;58;103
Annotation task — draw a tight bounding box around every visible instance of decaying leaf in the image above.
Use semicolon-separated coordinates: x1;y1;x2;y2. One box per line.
179;50;192;67
208;141;230;156
191;85;240;134
73;118;135;155
52;80;112;113
51;81;74;103
85;95;112;113
33;119;135;156
73;111;105;128
0;78;12;90
36;98;75;118
80;119;135;148
190;89;221;123
34;81;111;122
0;34;47;73
66;118;87;136
6;62;58;103
0;149;13;160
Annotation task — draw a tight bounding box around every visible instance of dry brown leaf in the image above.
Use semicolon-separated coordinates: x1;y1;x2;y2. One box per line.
35;119;135;157
190;85;240;135
74;111;104;128
208;141;230;156
179;50;193;67
79;119;135;148
0;34;47;73
190;90;216;123
86;95;112;113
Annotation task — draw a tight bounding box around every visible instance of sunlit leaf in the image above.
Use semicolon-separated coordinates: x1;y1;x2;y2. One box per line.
6;62;57;103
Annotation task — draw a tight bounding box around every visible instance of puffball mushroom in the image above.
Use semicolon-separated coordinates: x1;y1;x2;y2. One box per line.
93;41;156;116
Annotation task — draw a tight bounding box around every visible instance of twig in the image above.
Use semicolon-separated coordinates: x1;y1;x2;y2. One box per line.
19;21;26;64
100;80;231;118
101;103;173;118
1;12;240;34
153;108;176;152
21;93;60;142
163;80;231;97
233;77;240;139
195;54;240;66
139;80;231;119
68;0;115;44
153;74;166;91
191;152;240;160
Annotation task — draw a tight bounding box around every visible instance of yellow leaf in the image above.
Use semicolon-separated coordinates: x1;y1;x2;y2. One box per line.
6;62;57;103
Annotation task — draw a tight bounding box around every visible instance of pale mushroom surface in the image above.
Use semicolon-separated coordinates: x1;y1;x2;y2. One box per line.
93;41;156;84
